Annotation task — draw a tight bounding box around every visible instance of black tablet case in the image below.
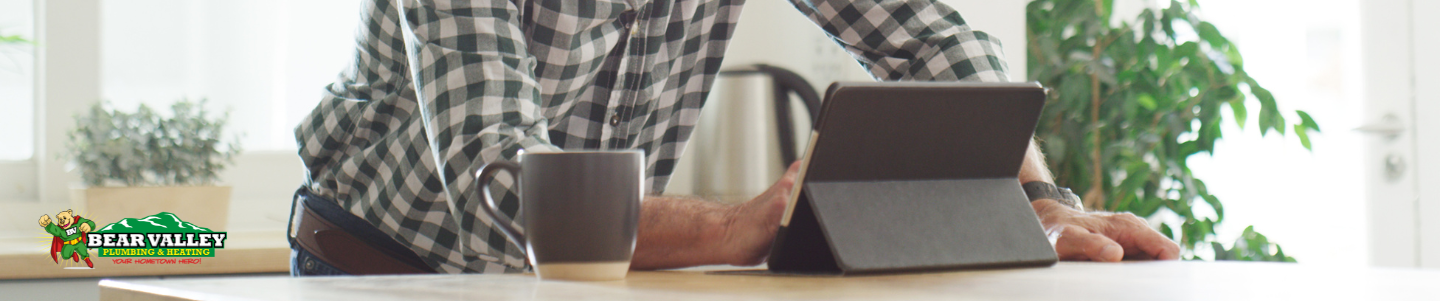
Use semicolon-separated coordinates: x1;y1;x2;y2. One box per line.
767;82;1058;275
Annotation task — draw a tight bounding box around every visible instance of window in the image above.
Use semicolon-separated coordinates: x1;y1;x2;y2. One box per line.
1185;0;1366;266
0;0;34;161
101;0;362;151
93;0;364;230
0;0;36;204
0;0;362;233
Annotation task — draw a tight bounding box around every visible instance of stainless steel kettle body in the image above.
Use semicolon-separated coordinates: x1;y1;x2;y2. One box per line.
666;65;820;202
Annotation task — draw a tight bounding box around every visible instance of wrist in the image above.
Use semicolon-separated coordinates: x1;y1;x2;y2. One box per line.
716;204;752;266
1030;198;1078;227
707;203;742;265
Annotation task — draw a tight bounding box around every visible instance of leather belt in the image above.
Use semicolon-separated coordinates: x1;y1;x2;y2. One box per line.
294;205;434;275
63;237;83;245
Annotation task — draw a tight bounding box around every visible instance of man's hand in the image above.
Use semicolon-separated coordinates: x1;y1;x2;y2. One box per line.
719;162;800;266
1032;199;1180;261
38;215;51;227
629;162;799;270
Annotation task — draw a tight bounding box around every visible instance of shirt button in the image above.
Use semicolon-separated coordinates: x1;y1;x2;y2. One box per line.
609;114;621;126
621;11;637;26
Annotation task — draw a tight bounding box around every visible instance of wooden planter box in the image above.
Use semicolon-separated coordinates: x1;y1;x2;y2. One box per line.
70;186;232;231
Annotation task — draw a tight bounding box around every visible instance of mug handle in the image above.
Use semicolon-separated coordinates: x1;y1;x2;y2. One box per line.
476;161;525;245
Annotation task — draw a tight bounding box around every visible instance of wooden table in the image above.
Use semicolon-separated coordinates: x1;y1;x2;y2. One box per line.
0;230;289;280
98;261;1440;300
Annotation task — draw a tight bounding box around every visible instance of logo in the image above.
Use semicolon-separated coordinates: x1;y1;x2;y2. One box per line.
38;209;97;269
38;211;227;269
88;212;228;260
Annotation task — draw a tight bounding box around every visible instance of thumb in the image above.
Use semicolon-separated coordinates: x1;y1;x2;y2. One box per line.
774;161;801;189
1054;226;1124;262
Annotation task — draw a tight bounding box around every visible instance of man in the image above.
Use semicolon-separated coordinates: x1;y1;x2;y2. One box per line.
291;0;1180;275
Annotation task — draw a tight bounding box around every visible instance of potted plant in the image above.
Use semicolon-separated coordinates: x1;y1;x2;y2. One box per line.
66;99;241;230
1027;0;1312;261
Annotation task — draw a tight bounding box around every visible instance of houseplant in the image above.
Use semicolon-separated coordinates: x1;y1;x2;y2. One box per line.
1027;0;1311;261
1;28;29;71
66;99;241;230
0;33;23;44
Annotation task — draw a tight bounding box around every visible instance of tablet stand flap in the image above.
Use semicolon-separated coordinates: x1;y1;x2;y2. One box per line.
803;179;1057;273
767;187;841;274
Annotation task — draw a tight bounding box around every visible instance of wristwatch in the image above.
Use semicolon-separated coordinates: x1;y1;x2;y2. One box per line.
1022;181;1084;211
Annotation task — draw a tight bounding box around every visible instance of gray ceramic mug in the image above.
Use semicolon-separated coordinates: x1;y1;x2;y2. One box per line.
475;150;643;281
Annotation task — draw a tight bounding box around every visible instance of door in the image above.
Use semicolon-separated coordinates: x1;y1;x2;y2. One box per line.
1413;0;1440;270
1361;0;1440;269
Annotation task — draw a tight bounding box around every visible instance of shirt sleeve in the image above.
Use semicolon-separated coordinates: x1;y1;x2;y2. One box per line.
394;0;560;258
786;0;1011;82
44;223;63;237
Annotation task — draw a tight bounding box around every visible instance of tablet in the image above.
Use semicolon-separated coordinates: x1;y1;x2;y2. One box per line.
768;81;1057;274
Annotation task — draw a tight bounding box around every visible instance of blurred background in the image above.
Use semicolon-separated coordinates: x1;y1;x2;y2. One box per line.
0;0;1436;297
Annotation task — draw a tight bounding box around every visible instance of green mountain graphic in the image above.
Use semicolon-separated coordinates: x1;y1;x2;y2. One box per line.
94;212;214;233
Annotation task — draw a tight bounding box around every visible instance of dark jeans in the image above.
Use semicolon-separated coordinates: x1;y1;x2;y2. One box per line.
291;244;350;276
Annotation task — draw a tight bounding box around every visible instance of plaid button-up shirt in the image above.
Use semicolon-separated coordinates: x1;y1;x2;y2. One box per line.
295;0;1009;273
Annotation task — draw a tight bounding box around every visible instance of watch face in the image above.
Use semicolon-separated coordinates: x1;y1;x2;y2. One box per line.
1057;188;1083;211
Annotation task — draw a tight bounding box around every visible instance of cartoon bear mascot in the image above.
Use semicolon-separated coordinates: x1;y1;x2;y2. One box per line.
39;210;96;268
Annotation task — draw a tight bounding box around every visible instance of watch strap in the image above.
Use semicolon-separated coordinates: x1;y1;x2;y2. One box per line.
1022;181;1083;211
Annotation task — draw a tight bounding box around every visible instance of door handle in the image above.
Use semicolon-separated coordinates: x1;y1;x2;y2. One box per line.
1384;153;1406;182
1355;113;1406;139
1355;113;1409;182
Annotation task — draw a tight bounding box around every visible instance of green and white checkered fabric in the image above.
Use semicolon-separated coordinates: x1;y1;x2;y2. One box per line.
295;0;1009;274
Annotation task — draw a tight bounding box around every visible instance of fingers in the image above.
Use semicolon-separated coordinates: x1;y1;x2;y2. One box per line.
1107;214;1181;260
1124;228;1181;260
1049;211;1182;262
1054;225;1124;262
761;162;802;199
781;162;801;184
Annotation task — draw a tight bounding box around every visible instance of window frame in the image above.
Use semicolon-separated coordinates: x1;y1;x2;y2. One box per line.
2;0;298;233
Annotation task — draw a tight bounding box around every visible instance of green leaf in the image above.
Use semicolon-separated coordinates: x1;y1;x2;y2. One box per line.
1178;140;1199;157
1228;98;1247;129
1224;44;1244;65
1136;93;1158;110
1202;194;1224;222
1294;124;1312;150
1296;110;1320;131
1099;0;1114;21
1196;22;1228;48
1211;242;1229;260
0;34;30;44
1175;42;1199;58
1251;85;1278;135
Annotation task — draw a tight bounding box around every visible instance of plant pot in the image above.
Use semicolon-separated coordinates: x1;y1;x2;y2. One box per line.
70;186;232;231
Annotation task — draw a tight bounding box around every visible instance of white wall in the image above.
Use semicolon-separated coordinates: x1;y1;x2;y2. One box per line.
719;0;1028;84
